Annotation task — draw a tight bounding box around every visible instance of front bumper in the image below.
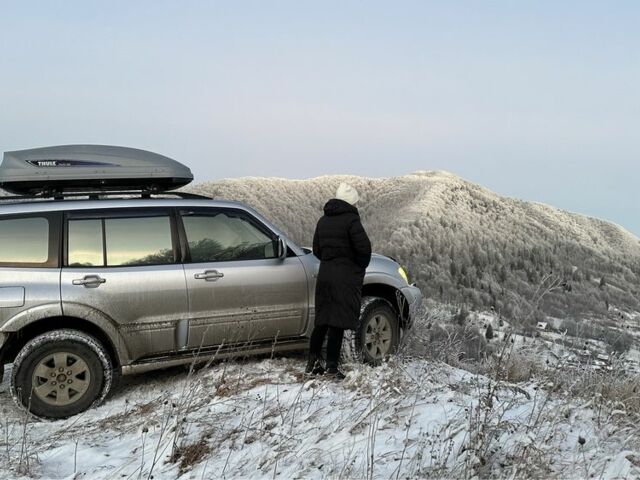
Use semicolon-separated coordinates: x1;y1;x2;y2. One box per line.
400;283;423;328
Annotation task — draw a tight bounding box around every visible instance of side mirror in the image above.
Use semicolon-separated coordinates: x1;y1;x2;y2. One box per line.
276;237;287;260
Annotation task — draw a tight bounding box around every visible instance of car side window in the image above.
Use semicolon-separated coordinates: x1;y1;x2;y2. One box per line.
0;216;51;266
68;219;103;267
67;213;174;267
105;216;173;266
181;210;277;262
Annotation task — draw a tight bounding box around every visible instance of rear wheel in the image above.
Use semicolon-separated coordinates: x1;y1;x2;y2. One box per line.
342;296;400;365
11;329;113;419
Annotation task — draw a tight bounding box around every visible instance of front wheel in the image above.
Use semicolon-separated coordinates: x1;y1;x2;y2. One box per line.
11;329;113;419
342;296;400;365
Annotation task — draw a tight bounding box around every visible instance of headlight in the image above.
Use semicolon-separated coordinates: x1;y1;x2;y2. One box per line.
398;266;409;284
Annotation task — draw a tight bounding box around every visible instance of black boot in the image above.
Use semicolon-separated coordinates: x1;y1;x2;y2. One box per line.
305;354;325;376
325;366;346;381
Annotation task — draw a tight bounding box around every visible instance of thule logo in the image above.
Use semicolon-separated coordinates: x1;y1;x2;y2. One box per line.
27;160;72;167
26;159;114;168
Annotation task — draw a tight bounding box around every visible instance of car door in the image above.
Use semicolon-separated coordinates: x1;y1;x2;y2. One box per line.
0;212;63;329
60;208;189;362
179;207;308;349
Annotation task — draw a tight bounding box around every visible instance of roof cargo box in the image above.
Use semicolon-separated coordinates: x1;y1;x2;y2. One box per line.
0;145;193;195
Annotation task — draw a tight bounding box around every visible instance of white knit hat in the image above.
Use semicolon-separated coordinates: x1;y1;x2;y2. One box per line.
335;182;359;205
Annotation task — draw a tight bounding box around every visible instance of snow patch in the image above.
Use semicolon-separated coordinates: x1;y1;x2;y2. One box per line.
0;356;638;479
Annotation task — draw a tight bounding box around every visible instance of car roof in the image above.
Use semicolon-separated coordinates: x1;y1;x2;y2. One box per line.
0;197;249;215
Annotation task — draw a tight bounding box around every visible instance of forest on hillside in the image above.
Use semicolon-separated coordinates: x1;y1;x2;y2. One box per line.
189;173;640;333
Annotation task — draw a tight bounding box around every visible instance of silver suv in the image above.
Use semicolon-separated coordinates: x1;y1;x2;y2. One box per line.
0;146;422;418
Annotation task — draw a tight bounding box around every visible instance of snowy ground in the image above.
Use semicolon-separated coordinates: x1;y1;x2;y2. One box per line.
1;351;639;480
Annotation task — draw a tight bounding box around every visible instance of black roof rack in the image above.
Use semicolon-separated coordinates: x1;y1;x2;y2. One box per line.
0;190;212;203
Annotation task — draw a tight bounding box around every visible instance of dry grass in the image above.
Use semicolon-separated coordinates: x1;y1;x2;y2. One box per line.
98;399;161;430
214;376;273;397
553;362;640;418
170;434;212;474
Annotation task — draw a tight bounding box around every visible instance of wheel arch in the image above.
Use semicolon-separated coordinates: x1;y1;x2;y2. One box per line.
0;315;126;370
361;282;411;329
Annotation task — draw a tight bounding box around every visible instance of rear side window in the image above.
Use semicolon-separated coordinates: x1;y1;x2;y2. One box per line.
67;212;174;267
0;216;56;267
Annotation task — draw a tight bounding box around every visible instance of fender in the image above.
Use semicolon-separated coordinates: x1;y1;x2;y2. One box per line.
364;271;407;291
0;302;131;367
0;302;63;332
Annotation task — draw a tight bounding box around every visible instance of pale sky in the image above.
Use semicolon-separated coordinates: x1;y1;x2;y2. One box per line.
1;1;638;237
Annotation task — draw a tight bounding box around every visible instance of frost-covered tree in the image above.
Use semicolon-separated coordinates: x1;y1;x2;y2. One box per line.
485;324;494;340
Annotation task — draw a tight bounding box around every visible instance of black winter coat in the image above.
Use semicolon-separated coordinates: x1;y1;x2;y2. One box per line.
312;199;372;330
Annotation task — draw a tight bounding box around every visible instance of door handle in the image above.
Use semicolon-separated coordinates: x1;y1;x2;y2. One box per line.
194;270;224;281
72;275;107;288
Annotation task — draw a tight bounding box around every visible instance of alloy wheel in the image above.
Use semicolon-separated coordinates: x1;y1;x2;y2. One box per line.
31;352;91;406
364;313;393;359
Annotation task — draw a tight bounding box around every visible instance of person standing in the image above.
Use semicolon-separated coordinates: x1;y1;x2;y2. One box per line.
306;182;372;380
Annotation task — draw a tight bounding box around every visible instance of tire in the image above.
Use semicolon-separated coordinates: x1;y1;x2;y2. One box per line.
342;296;400;365
11;329;113;419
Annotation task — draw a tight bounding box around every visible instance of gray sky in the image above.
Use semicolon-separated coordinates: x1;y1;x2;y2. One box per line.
1;1;638;237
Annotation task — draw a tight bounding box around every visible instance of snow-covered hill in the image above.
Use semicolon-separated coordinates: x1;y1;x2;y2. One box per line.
187;171;640;322
189;171;640;258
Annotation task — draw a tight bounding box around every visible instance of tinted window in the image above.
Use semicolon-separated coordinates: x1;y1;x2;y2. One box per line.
68;219;103;267
67;214;174;267
182;211;275;262
0;217;49;264
105;216;173;266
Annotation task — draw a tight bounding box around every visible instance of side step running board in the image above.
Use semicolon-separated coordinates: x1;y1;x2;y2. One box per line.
121;340;309;375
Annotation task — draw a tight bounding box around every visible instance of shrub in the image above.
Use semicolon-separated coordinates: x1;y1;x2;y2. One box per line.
485;324;494;340
429;324;488;363
455;305;470;326
604;330;634;354
559;318;578;337
501;350;538;382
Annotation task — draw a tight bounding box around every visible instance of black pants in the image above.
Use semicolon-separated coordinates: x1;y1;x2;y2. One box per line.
309;325;344;369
